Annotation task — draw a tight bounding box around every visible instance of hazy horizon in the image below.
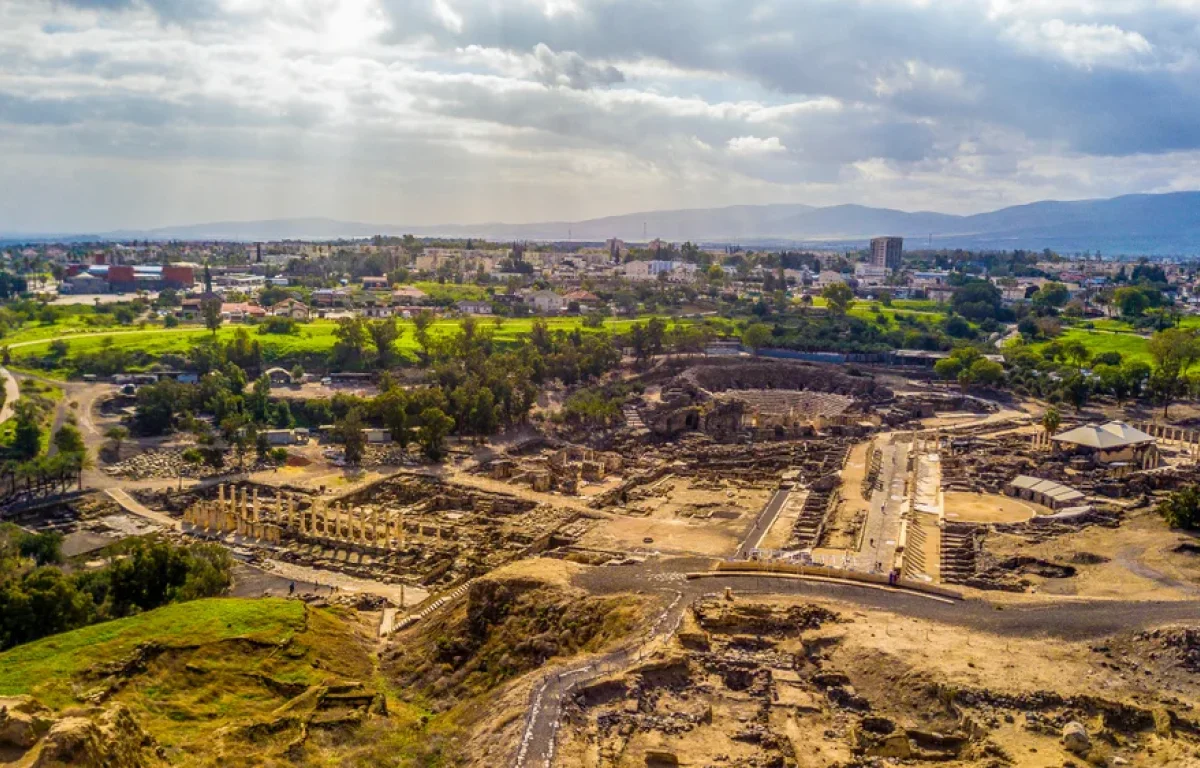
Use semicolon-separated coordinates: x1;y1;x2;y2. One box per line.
5;1;1200;232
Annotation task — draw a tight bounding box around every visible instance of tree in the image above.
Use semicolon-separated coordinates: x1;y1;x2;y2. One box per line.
201;297;222;334
290;364;305;383
1148;327;1200;417
950;281;1002;321
1062;373;1091;413
11;400;42;460
272;400;294;429
104;425;129;456
1032;282;1070;309
203;264;213;294
741;323;772;355
52;424;85;455
1113;286;1149;319
332;317;370;369
337;409;367;464
1159;485;1200;530
932;347;982;389
821;282;854;316
246;374;271;424
413;309;436;361
1060;339;1091;372
969;358;1004;388
368;318;400;369
418;406;455;461
1041;407;1061;437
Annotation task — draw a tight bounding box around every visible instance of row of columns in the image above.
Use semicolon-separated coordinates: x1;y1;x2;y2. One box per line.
181;484;465;551
182;484;285;544
1136;422;1200;458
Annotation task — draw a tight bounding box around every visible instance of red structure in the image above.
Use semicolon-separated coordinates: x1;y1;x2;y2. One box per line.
107;265;135;286
162;265;194;288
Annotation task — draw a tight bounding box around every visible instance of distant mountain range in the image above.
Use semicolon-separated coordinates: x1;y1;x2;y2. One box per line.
8;192;1200;255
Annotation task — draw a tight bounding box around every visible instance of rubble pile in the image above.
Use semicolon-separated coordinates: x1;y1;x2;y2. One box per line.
558;598;1200;767
103;449;205;481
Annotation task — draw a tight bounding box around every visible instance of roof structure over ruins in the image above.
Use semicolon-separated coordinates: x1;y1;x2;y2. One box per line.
1052;421;1156;450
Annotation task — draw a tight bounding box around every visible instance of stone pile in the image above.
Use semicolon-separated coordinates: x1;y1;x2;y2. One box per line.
104;449;204;480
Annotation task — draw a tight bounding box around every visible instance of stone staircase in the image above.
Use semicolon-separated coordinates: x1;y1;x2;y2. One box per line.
389;579;473;634
787;442;852;549
902;522;928;579
939;523;979;584
622;405;648;436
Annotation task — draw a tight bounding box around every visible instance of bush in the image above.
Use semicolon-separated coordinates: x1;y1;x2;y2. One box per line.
1159;486;1200;530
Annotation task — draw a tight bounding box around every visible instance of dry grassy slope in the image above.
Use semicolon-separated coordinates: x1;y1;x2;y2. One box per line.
382;559;647;764
0;598;447;767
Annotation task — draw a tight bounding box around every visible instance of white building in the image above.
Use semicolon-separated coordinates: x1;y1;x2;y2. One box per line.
527;290;567;314
854;263;889;286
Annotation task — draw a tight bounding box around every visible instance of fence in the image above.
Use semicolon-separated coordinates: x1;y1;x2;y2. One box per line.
706;560;963;600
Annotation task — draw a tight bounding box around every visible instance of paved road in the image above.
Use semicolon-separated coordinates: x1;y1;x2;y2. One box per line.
848;439;908;573
518;556;1200;766
517;589;686;768
734;487;790;559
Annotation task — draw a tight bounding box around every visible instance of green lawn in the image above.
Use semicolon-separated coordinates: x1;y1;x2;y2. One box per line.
1030;327;1153;365
8;315;702;378
0;598;304;707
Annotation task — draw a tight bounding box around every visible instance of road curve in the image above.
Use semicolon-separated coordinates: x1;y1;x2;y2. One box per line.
517;560;1200;766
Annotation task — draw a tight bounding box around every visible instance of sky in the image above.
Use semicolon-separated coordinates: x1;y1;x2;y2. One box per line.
4;0;1200;232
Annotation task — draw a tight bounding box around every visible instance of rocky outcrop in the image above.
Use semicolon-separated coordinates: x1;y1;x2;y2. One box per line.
0;696;53;750
27;704;161;768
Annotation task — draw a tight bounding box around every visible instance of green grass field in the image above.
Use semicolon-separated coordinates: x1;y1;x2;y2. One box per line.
0;598;305;707
1028;327;1153;365
8;315;699;377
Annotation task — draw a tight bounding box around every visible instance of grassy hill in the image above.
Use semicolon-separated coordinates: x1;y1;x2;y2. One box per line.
0;598;442;766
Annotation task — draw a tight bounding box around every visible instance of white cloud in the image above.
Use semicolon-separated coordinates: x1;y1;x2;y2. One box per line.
727;136;786;155
431;0;463;33
1005;18;1153;67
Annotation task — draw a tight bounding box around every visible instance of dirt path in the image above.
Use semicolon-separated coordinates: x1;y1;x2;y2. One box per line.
0;367;18;424
104;487;181;529
257;558;428;607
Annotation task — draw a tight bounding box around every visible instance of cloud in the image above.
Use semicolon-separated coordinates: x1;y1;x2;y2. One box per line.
531;43;624;89
3;0;1200;231
1004;19;1154;67
727;136;785;155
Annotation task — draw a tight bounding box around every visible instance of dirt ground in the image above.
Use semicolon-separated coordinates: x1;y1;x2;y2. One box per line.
820;439;873;550
555;594;1200;767
981;509;1200;601
943;490;1038;524
759;491;807;551
576;475;772;557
